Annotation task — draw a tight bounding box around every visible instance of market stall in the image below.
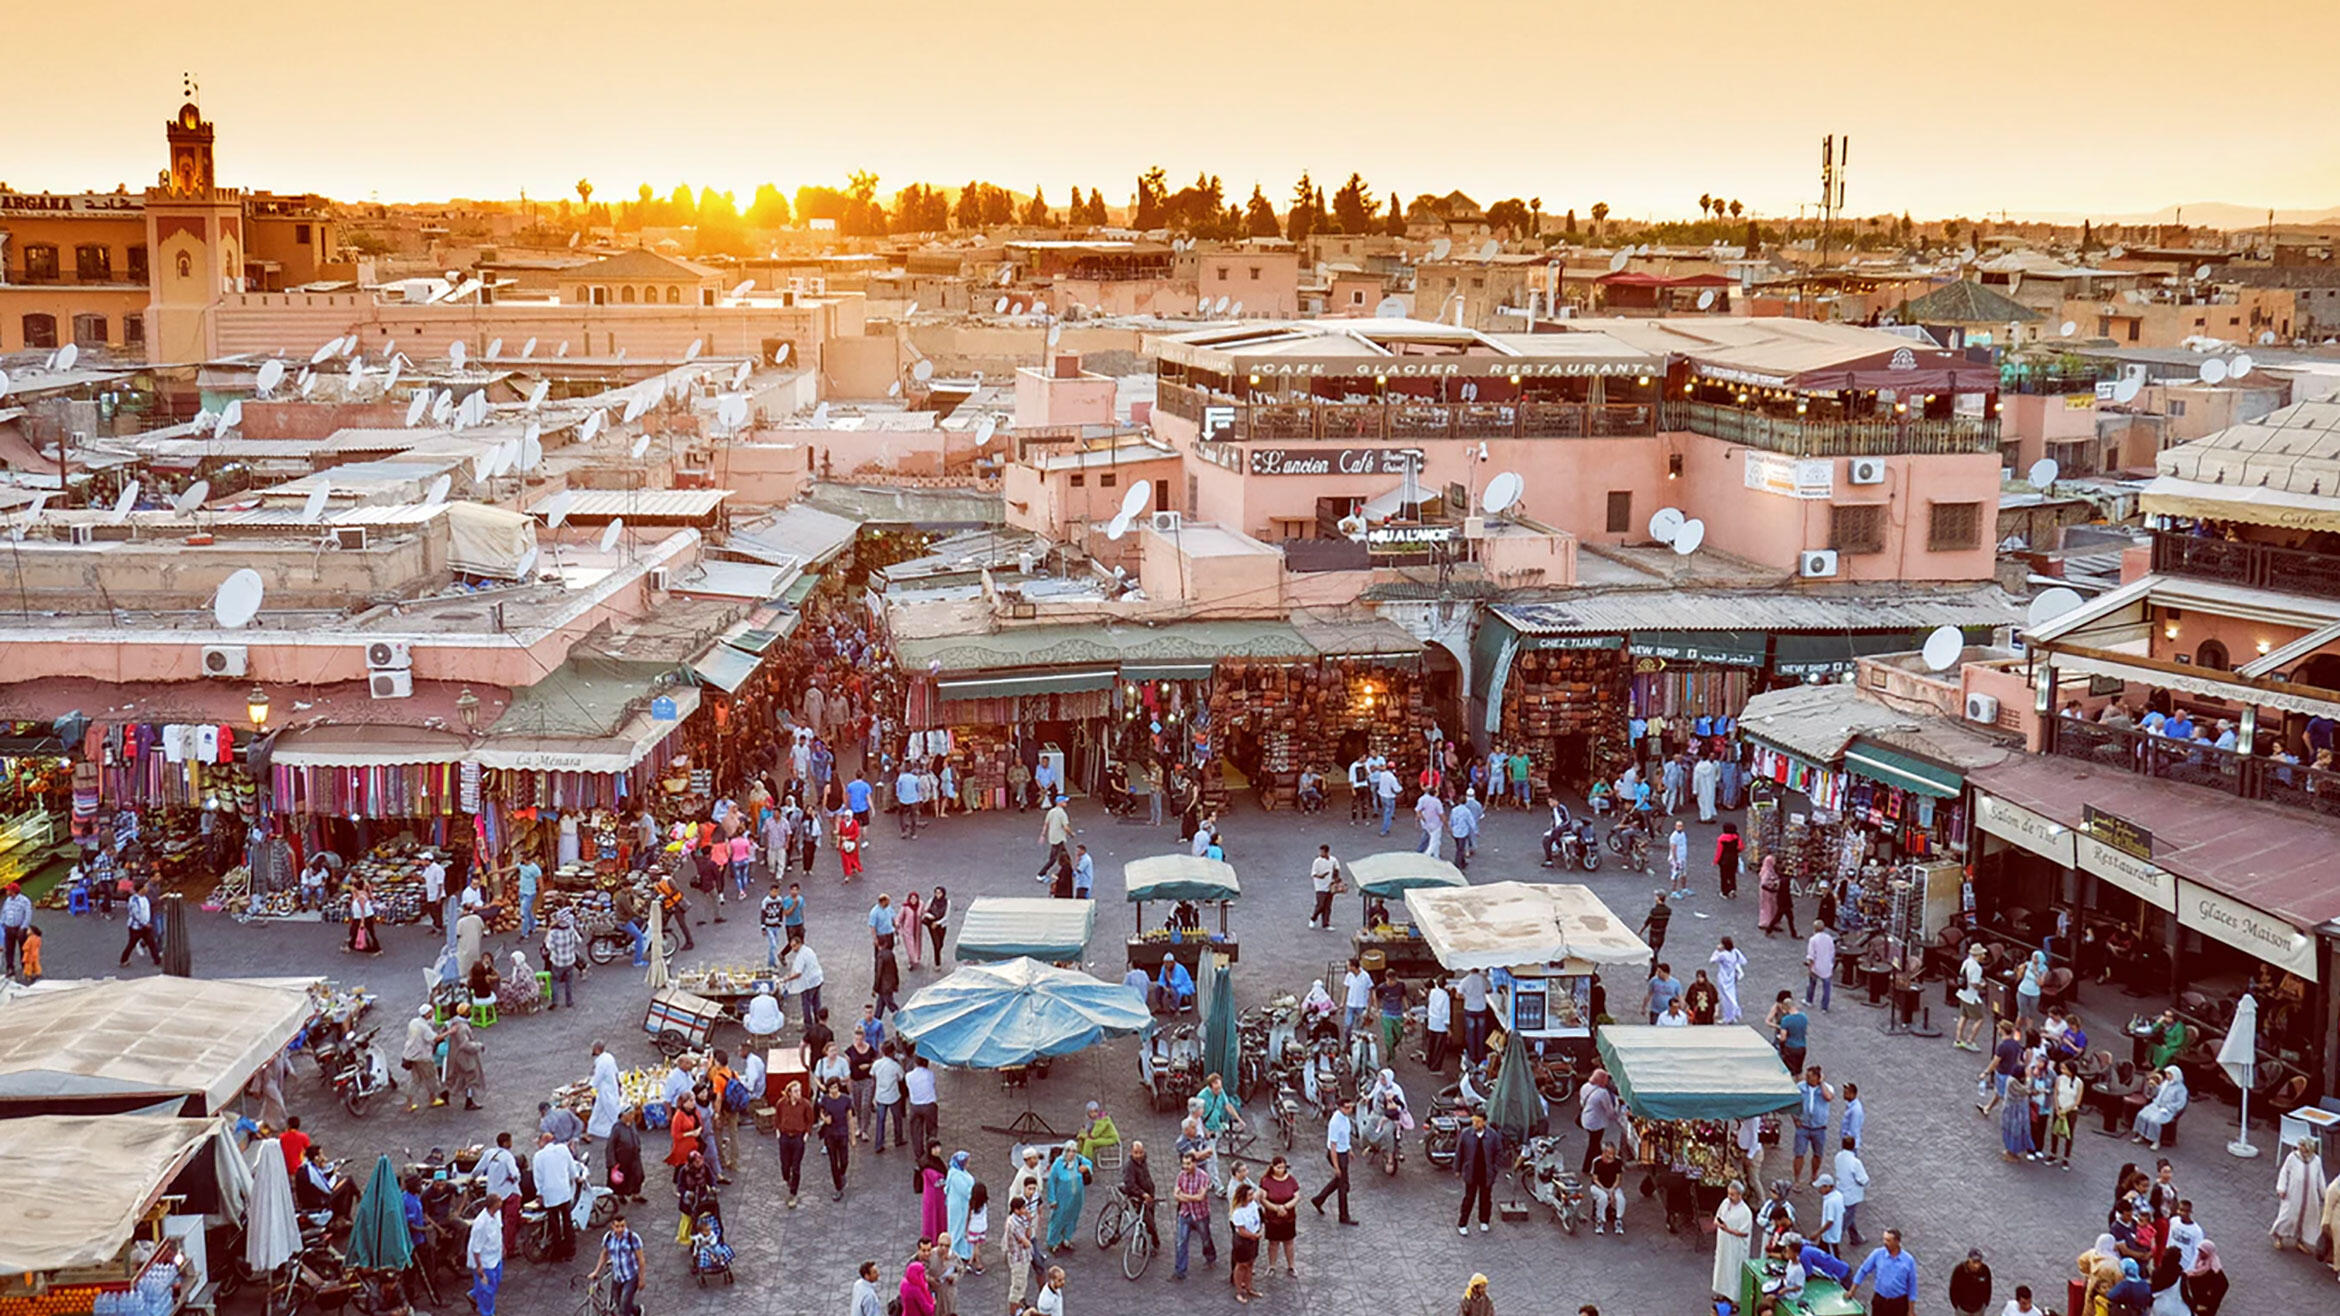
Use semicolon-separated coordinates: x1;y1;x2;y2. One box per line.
0;976;318;1118
1594;1024;1798;1236
893;955;1150;1137
0;730;71;889
1346;852;1466;981
954;897;1097;965
0;1114;239;1316
1123;854;1240;972
1404;881;1648;1066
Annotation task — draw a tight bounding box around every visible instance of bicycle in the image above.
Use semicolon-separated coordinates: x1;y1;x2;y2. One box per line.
1093;1189;1157;1280
572;1271;622;1316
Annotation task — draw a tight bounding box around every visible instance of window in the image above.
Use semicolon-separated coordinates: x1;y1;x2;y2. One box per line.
1070;473;1085;487
127;245;148;282
2194;639;2230;671
123;313;143;347
73;245;111;282
23;244;58;282
1830;503;1887;554
575;286;589;303
1350;290;1365;306
20;313;57;350
1926;501;1981;551
2167;400;2186;417
1605;490;1633;533
1216;266;1229;280
1100;472;1118;488
1249;266;1261;281
175;252;192;278
620;285;636;303
666;286;680;304
72;314;108;346
295;223;312;244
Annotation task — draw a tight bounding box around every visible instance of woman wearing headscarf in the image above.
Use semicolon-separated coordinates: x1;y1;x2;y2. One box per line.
443;1010;487;1110
1043;1140;1093;1252
1577;1068;1620;1171
2000;1054;2038;1161
923;885;950;966
1457;1273;1494;1316
2270;1136;2327;1250
897;1260;936;1316
2130;1066;2187;1149
2016;949;2048;1028
609;1106;646;1204
835;806;864;882
2181;1240;2228;1314
944;1152;975;1261
1756;854;1784;934
587;1043;623;1139
1711;1180;1754;1299
2147;1243;2189;1316
2105;1258;2152;1316
918;1144;949;1242
2323;1169;2340;1279
2078;1234;2124;1315
900;889;923;969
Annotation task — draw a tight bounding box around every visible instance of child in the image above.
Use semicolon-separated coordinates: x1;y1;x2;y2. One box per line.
965;1181;989;1274
20;925;41;982
690;1213;733;1273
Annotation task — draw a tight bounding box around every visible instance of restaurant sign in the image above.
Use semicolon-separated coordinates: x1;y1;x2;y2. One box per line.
2081;805;2152;861
1973;791;2076;866
1251;447;1425;477
2177;879;2317;982
1743;451;1834;500
2073;835;2174;912
0;192;143;217
1240;360;1649;379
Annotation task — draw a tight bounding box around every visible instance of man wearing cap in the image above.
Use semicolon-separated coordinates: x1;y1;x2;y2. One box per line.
1036;794;1072;879
402;1006;448;1111
1948;1248;1993;1316
1813;1174;1845;1256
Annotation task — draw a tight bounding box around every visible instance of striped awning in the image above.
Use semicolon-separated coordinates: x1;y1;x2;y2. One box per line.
1843;739;1962;798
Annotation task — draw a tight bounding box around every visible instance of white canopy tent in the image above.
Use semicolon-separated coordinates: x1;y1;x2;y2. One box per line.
0;977;316;1115
1402;880;1650;973
0;1115;222;1272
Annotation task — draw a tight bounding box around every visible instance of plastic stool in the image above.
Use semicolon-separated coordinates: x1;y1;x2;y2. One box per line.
67;884;92;916
470;998;499;1028
537;971;553;1005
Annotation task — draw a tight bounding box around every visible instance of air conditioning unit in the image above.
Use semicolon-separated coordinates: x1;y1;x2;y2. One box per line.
370;670;414;700
650;567;671;592
69;524;96;546
1964;692;2001;724
365;639;412;670
1848;457;1887;485
1462;516;1487;540
332;526;369;550
200;645;248;678
1150;511;1182;533
1799;549;1840;578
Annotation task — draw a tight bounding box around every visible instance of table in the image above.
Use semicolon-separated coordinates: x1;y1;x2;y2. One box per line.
2280;1105;2340;1163
1739;1260;1866;1315
762;1048;810;1103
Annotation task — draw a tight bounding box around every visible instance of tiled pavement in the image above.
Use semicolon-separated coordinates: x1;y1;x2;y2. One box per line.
40;790;2333;1315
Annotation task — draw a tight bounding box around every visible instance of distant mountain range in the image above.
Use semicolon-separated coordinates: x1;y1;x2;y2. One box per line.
2012;202;2340;230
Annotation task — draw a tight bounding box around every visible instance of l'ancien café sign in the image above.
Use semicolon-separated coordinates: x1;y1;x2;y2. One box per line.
1250;447;1424;476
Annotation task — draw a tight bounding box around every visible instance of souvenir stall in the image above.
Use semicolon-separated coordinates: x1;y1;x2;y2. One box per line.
1593;1024;1798;1245
905;676;1114;812
472;663;703;876
1124;854;1241;972
1404;881;1649;1063
68;720;260;897
264;725;470;856
1107;665;1214;804
1346;853;1467;982
1215;614;1433;810
1477;620;1636;794
0;730;70;889
0;1114;244;1316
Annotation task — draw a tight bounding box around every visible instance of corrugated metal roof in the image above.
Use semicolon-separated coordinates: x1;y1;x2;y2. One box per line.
897;618;1314;675
671;558;789;600
726;502;861;569
1494;587;2021;636
532;489;733;521
1738;683;1918;764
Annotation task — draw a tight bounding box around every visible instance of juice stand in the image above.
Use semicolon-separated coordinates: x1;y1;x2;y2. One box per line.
1123;854;1240;973
1403;880;1650;1061
1347;852;1466;981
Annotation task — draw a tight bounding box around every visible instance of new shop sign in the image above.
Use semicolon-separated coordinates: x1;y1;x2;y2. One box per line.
1250;447;1424;476
2178;880;2318;982
1744;451;1834;500
1973;791;2076;866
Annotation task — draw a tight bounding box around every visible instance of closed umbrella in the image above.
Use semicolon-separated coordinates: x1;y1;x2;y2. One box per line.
244;1139;302;1277
1201;957;1239;1089
344;1154;413;1271
159;892;192;977
2216;992;2260;1158
644;900;669;990
1484;1026;1541;1149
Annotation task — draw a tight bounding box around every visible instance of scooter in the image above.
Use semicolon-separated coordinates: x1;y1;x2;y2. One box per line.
1544;819;1600;872
1515;1136;1587;1234
317;1028;395;1118
518;1153;617;1263
1355;1094;1407;1176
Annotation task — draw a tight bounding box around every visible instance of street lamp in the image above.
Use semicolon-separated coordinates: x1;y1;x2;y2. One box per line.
246;684;271;728
456;686;481;729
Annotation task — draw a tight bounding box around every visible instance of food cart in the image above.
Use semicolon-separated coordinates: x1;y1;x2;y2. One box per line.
1404;881;1649;1065
643;984;725;1058
954;897;1097;966
1346;853;1466;981
1123;854;1240;973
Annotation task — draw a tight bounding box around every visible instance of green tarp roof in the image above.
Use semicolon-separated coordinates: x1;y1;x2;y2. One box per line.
1596;1024;1799;1122
953;898;1097;962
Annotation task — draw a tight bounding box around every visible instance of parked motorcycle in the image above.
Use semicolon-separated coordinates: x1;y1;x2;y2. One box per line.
1515;1136;1587;1234
1421;1109;1465;1169
518;1152;617;1264
316;1028;395;1118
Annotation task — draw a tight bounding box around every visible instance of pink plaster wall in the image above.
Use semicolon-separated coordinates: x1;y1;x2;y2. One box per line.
1677;436;2002;581
1014;367;1117;429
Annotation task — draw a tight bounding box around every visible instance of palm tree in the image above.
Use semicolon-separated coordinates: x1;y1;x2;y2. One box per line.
1699;193;1713;220
1590;202;1609;239
1728;199;1743;219
575;178;593;209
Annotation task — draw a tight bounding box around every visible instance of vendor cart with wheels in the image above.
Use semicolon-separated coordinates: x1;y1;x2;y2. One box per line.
643;985;723;1058
1124;854;1241;974
1347;852;1466;982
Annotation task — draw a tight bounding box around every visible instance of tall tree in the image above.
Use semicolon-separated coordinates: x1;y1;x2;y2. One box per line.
746;183;790;228
1287;172;1317;242
1699;192;1713;219
1564;209;1578;237
1728;199;1743;219
1384;194;1405;237
1087;191;1109;225
956;181;984;230
1023;187;1051;227
1486;198;1530;236
1331;173;1375;235
1134;167;1168;229
1589;202;1610;238
980;184;1014;226
1244;184;1281;238
575;179;593;212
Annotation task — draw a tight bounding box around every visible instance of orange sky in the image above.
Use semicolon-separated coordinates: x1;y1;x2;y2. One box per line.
7;1;2337;223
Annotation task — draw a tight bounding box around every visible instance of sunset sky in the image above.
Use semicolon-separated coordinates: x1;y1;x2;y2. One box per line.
7;1;2336;223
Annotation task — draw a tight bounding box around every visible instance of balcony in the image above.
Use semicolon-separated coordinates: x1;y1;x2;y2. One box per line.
2049;716;2340;822
1156;381;1657;441
2150;529;2340;602
1667;401;2000;457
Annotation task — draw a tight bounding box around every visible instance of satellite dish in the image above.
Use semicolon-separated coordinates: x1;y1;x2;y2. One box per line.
529;379;551;409
1474;239;1498;261
812;402;830;426
621;393;649;424
486;337;505;360
1228;301;1242;317
2112;377;2142;404
1430;238;1452;260
2199;357;2228;384
424;474;451;507
55;343;79;372
889;382;902;397
298;370;319;397
2028;587;2085;629
2231;353;2253;379
913;359;935;382
1696;289;1717;310
733;361;752;388
449;341;467;370
522;336;538;358
905;301;920;317
300;485;330;524
1213;295;1231;314
599;519;624;552
257;360;286;394
730;280;755;298
431;391;454;423
381;356;402;394
718;394;749;429
580;410;604;442
212;569;265;629
0;370;9;401
1921;625;1964;672
558;340;571;357
515;545;541;579
772;344;790;366
1670;518;1706;556
686;338;704;362
2108;246;2125;259
2194;264;2212;280
309;341;338;365
1482;471;1524;515
991;295;1008;313
470;451;492;482
1607;249;1631;273
220;399;245;432
2059;320;2077;338
1120;479;1153;519
630;435;651;460
2259;330;2277;346
192;410;217;434
1375;296;1404;318
542;491;576;529
171;480;210;514
522;426;543;471
1047;323;1064;346
1648;506;1686;543
2028;458;2060;489
1106;512;1131;541
975;417;998;447
109;481;141;523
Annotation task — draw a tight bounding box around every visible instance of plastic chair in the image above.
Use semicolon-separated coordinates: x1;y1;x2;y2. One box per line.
470;997;499;1028
537;971;553;1005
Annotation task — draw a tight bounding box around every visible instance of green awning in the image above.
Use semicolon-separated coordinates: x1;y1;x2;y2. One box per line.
935;669;1116;701
1123;854;1242;903
781;572;821;607
1772;630;1924;676
1844;739;1963;798
726;628;782;655
953;897;1097;963
1629;630;1766;668
688;643;762;695
1595;1024;1800;1122
1121;662;1215;682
